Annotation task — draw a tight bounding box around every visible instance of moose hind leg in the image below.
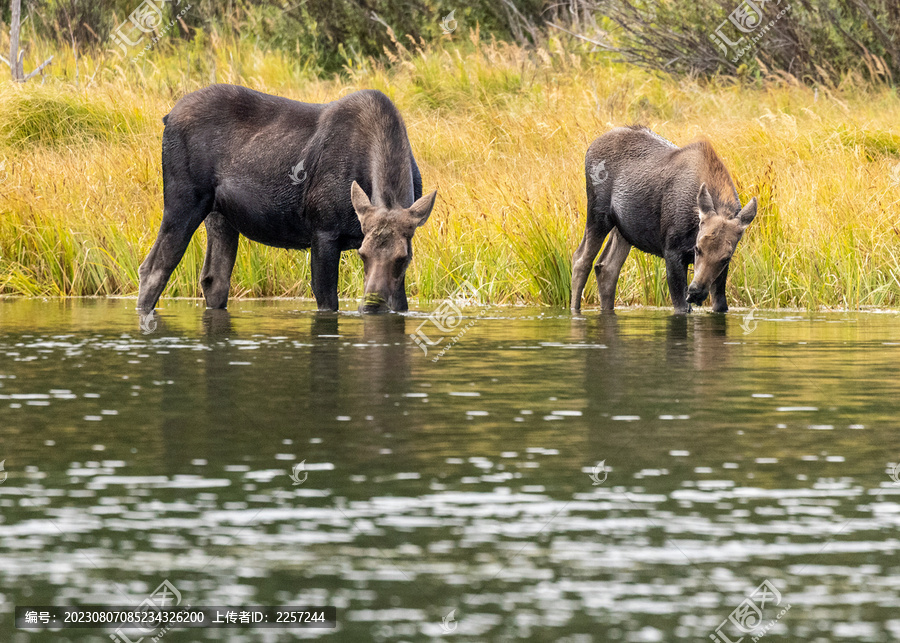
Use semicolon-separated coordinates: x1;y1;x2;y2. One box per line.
137;192;213;311
200;213;240;309
595;228;632;310
570;222;612;311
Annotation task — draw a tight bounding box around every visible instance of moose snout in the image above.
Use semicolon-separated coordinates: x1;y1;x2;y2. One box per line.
686;283;708;305
359;292;390;314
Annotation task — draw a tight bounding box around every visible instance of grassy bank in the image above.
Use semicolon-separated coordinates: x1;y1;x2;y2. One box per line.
1;32;900;309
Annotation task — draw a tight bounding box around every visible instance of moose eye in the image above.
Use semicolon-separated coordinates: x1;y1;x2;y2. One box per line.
694;246;702;257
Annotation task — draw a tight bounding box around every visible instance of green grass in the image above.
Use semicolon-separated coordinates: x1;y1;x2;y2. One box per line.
1;32;900;309
0;86;147;147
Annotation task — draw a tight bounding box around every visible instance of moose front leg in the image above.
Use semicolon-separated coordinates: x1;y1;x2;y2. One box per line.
311;234;341;312
389;274;409;312
710;264;729;313
665;253;691;315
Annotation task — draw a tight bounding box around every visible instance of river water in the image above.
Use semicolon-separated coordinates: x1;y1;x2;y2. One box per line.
1;299;899;641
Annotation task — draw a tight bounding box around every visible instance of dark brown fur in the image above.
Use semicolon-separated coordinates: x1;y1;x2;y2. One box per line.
571;126;757;314
137;84;436;314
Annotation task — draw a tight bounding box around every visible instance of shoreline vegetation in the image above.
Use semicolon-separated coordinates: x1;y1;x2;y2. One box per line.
1;29;900;309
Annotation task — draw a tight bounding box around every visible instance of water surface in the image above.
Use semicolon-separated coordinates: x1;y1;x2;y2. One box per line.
1;299;899;641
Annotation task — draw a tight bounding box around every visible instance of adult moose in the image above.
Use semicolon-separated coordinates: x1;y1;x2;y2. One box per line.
570;126;757;314
137;84;437;314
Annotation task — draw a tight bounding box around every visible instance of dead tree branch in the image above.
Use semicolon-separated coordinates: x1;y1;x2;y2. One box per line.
6;0;54;82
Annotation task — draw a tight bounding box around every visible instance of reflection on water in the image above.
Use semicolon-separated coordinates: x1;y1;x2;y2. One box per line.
1;300;899;641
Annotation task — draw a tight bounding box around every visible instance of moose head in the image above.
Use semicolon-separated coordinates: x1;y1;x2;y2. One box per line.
351;181;437;313
687;183;757;306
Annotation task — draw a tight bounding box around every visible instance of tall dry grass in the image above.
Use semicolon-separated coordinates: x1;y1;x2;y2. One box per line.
1;30;900;309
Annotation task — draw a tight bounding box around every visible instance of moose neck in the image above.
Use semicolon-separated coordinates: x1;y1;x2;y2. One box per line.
365;124;415;210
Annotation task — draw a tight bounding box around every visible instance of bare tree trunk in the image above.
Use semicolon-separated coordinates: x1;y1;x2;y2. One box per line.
10;0;24;81
6;0;53;82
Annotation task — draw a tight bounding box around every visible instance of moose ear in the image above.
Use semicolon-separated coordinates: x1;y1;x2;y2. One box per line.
735;196;758;229
408;189;437;228
697;183;716;222
350;181;373;219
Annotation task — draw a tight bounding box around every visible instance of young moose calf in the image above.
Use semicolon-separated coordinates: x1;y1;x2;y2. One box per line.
570;126;757;314
137;84;436;314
